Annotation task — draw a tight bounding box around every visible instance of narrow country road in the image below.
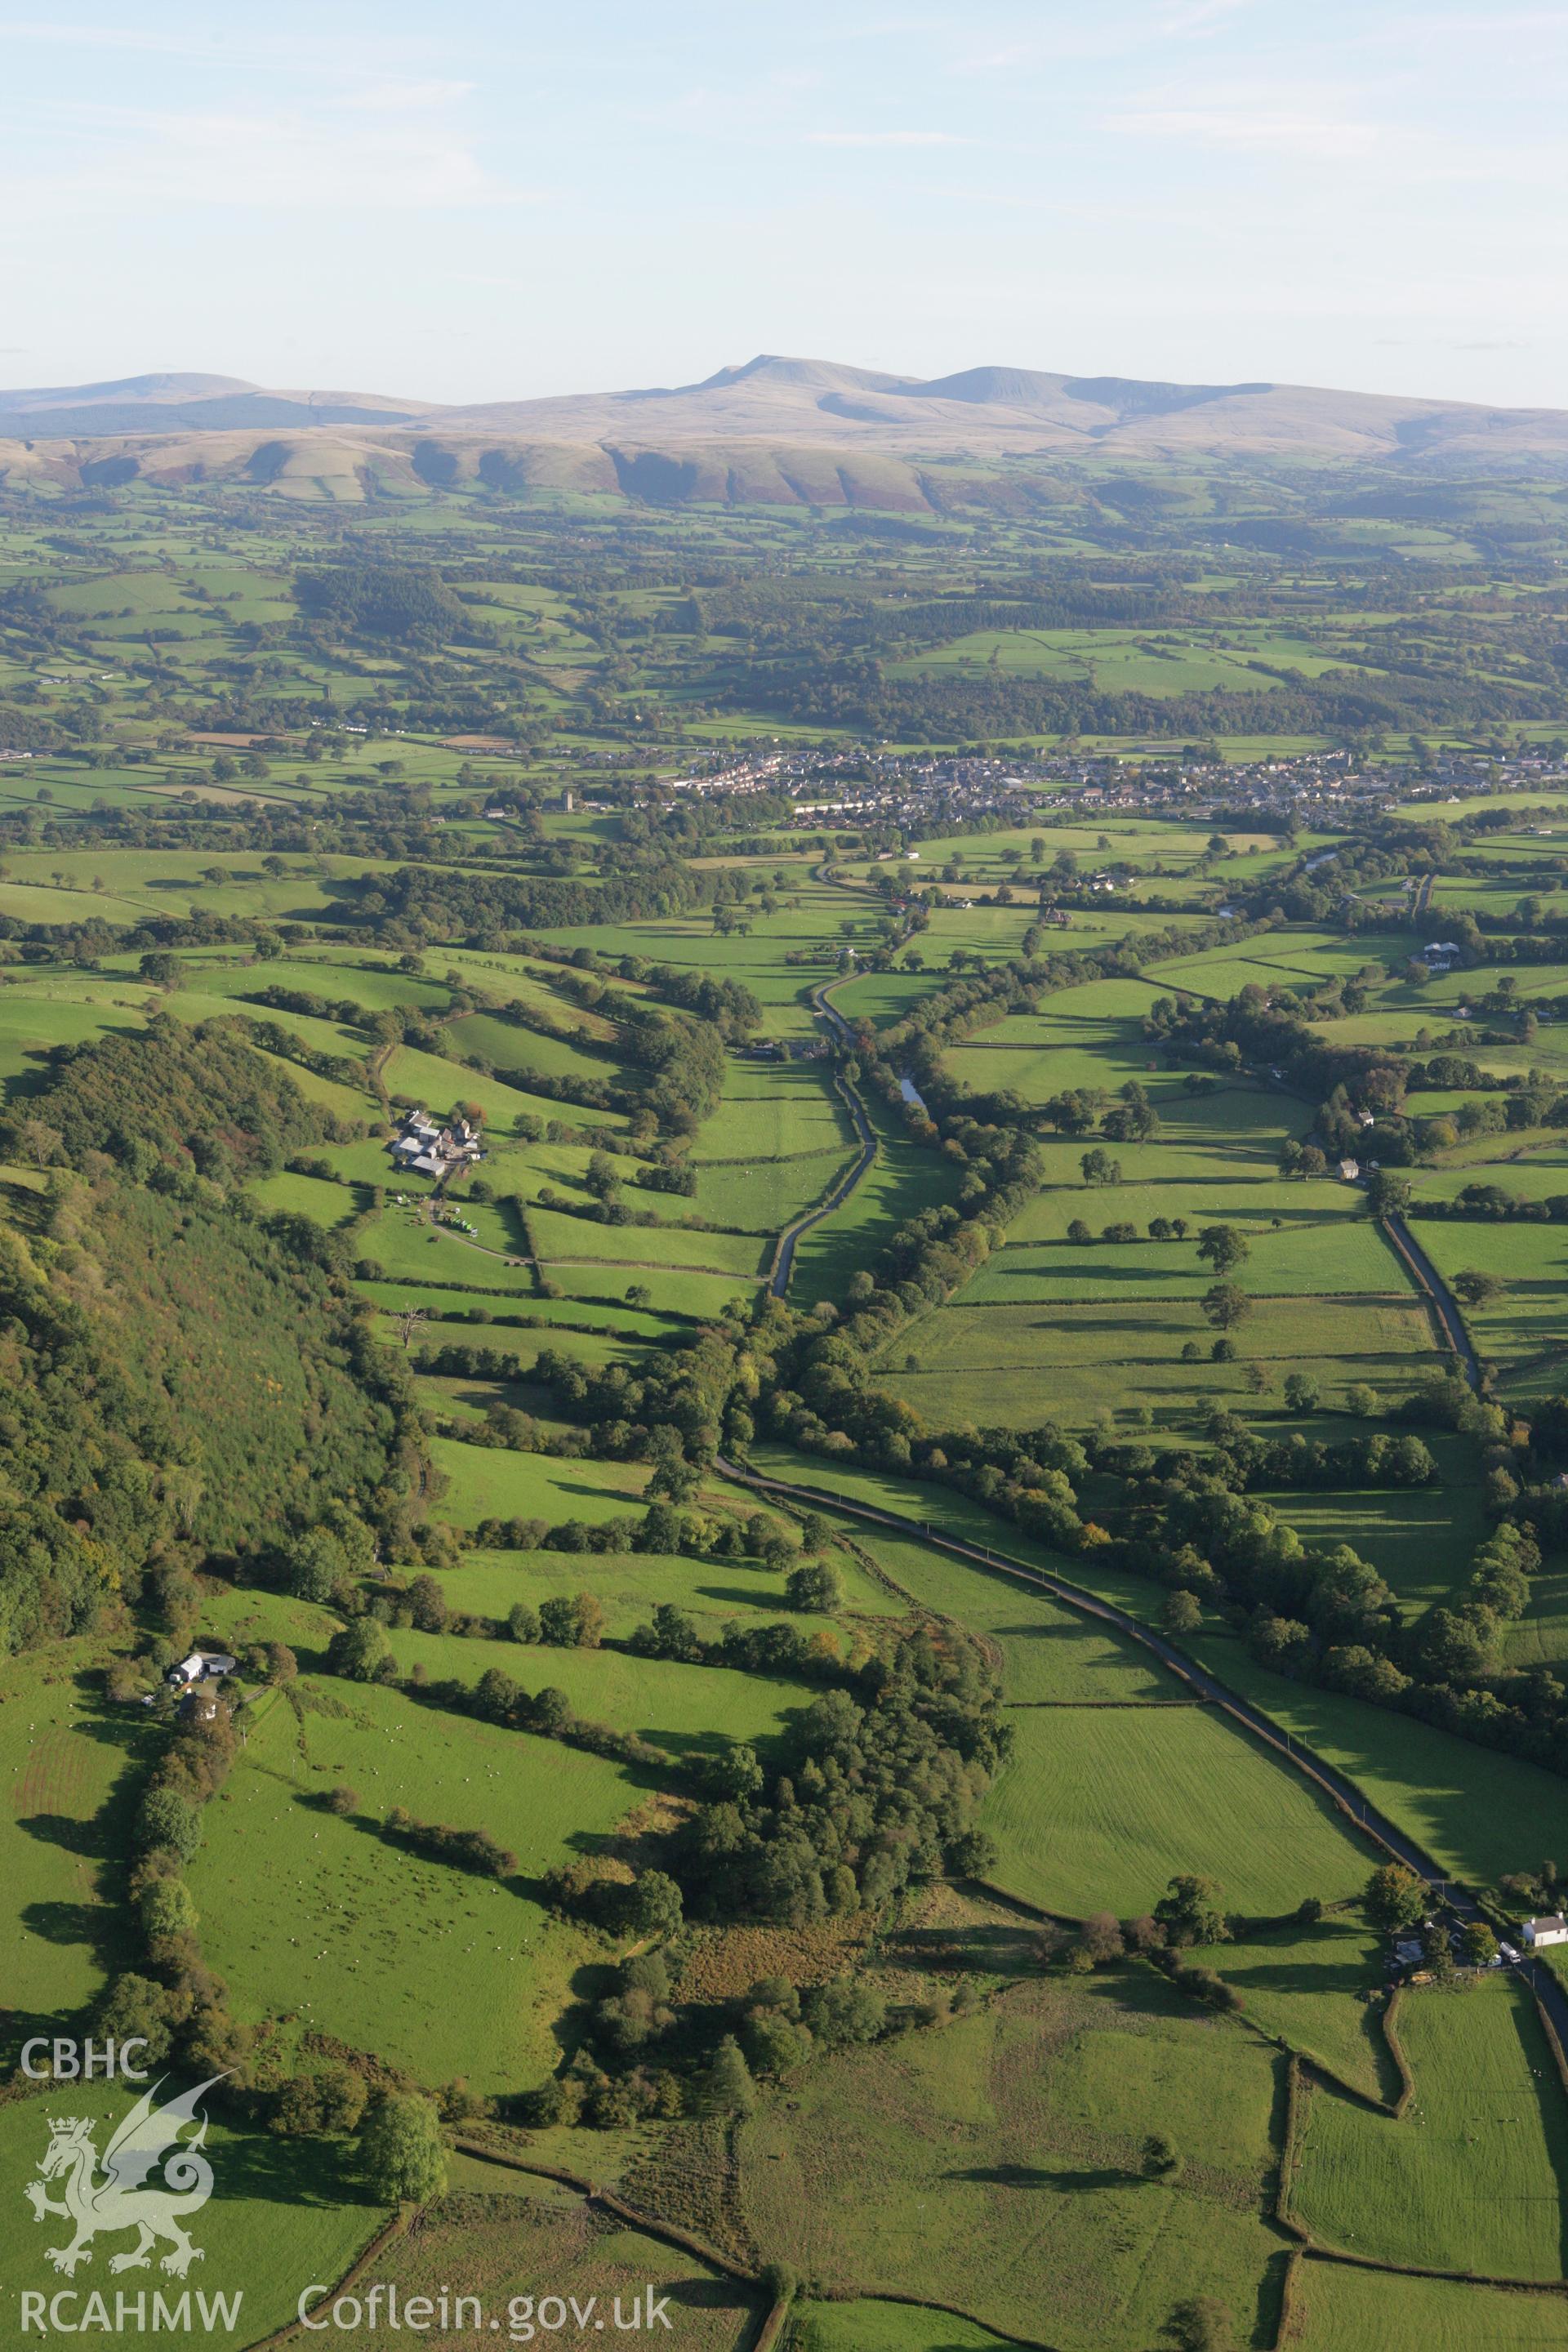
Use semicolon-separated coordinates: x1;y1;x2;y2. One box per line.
716;1454;1568;2038
1381;1213;1481;1389
1255;1065;1481;1394
767;980;877;1297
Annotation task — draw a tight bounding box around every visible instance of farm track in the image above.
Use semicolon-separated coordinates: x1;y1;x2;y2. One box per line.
366;1036;394;1120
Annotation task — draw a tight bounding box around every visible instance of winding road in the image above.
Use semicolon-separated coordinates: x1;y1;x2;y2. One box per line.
717;1454;1568;2043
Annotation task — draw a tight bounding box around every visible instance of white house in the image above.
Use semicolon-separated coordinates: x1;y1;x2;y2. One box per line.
163;1648;238;1690
1521;1916;1568;1949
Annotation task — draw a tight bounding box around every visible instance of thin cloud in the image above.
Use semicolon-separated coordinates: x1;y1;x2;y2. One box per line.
804;129;970;146
1108;102;1380;158
1156;0;1256;31
7;100;529;213
1107;90;1564;186
344;79;475;112
0;17;441;74
0;19;212;52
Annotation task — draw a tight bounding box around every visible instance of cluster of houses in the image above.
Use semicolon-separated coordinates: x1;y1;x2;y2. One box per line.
389;1107;485;1182
1388;1910;1566;1984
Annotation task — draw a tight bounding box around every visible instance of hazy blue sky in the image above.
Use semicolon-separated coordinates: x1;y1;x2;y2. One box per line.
2;2;1561;407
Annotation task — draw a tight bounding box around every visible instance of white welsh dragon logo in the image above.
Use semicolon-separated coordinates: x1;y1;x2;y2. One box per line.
24;2076;226;2278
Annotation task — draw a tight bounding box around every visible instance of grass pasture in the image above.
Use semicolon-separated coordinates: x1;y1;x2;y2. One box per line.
793;2305;1021;2352
0;981;147;1100
544;1259;763;1321
430;1439;649;1529
738;1971;1285;2350
956;1214;1405;1305
1199;1913;1396;2103
187;1681;635;2094
0;2078;378;2344
877;1292;1442;1428
528;1205;769;1279
690;1147;854;1232
1290;2262;1568;2352
1186;1633;1568;1890
788;1094;960;1307
841;1524;1177;1701
695;1057;854;1162
436;1540;903;1636
1290;1976;1568;2281
373;2181;755;2350
980;1700;1373;1921
0;1643;153;2051
380;1619;810;1764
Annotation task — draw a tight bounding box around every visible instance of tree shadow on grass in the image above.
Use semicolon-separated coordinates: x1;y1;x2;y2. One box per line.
543;1474;643;1508
697;1581;787;1610
16;1887;137;2017
210;2119;377;2213
629;1723;746;1763
19;1804;127;1887
296;1796;556;1909
881;1923;1044;1978
20;1897;110;1951
946;2162;1132;2190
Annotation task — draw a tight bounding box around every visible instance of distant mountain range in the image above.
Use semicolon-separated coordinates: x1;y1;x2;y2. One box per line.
0;372;430;438
5;356;1568;506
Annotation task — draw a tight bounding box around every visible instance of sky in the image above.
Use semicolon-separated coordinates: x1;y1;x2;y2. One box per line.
1;0;1564;410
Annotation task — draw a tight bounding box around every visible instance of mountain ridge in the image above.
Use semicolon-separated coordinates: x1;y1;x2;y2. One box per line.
5;355;1568;504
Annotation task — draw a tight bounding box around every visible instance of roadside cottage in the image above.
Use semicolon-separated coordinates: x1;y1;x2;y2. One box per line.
1521;1916;1568;1949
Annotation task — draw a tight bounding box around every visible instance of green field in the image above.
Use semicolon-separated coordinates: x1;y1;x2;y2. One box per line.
1290;2262;1568;2351
980;1702;1373;1920
792;2305;1021;2352
381;1619;809;1762
738;1971;1285;2348
1290;1977;1568;2280
844;1524;1175;1700
0;2078;379;2344
374;2177;755;2350
0;1644;153;2047
435;1539;904;1634
5;484;1568;2328
187;1682;635;2094
430;1440;649;1528
877;1293;1441;1429
1198;1913;1397;2102
1184;1634;1568;1891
